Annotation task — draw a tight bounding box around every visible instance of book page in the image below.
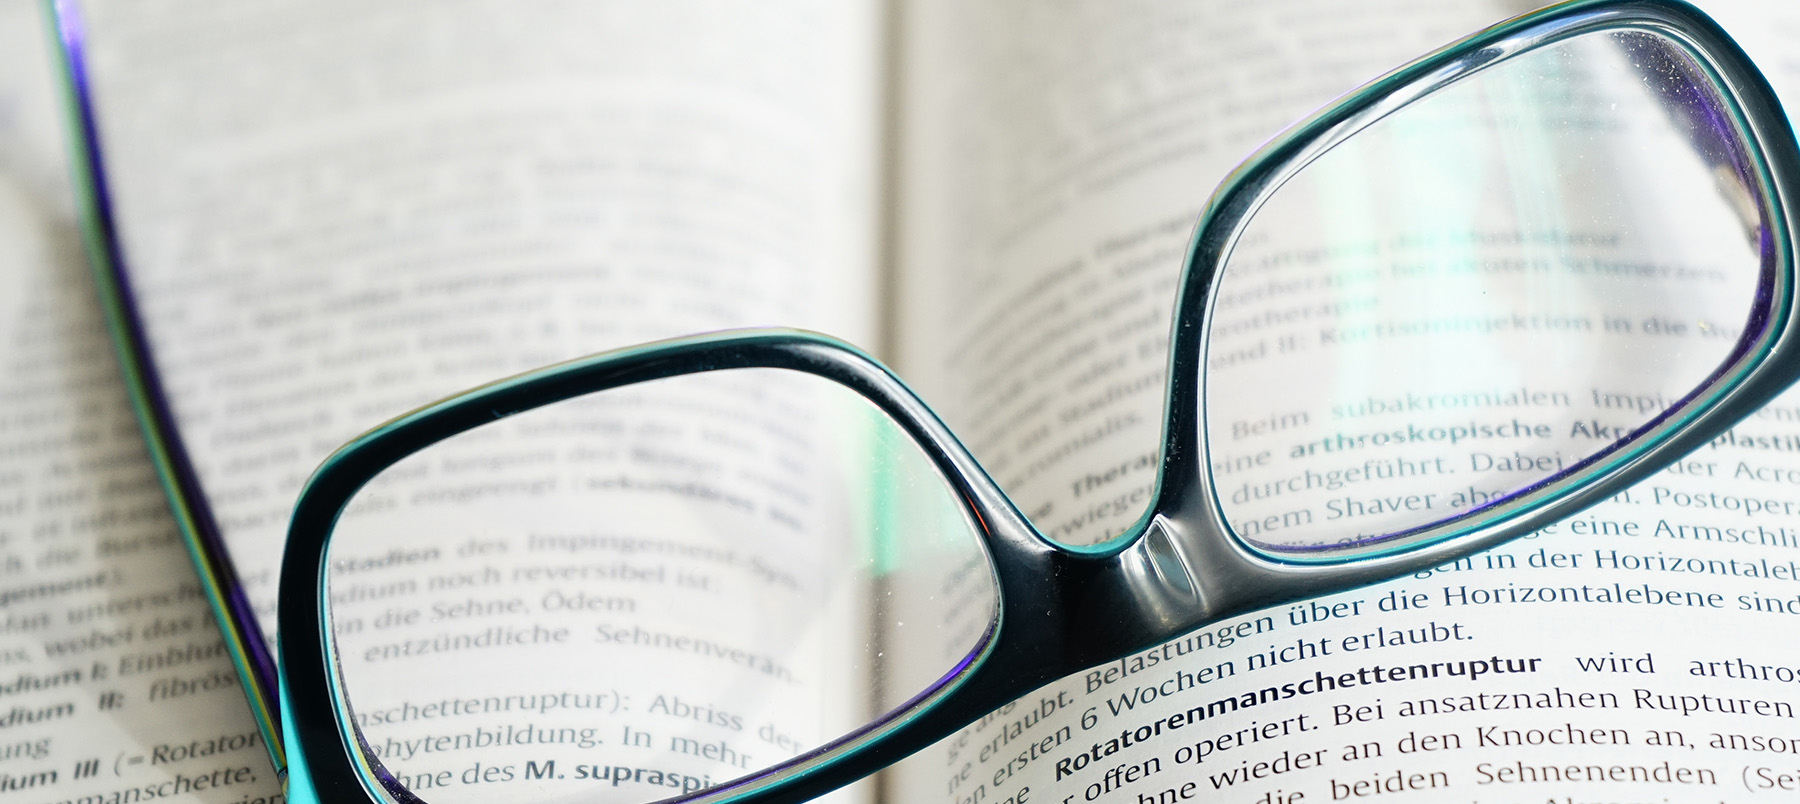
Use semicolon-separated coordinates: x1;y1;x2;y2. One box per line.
0;3;281;797
891;0;1800;802
77;0;895;799
0;167;282;804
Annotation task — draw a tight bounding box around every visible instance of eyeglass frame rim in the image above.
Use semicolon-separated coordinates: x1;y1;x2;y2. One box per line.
1162;0;1796;566
43;0;1800;802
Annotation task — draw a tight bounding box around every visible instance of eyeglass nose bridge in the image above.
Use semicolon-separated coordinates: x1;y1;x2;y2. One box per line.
1099;510;1413;643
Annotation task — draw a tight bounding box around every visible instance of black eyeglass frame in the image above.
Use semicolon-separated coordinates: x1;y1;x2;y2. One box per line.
48;1;1800;804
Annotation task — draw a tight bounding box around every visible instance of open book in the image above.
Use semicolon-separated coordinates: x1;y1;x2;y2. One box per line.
7;0;1800;802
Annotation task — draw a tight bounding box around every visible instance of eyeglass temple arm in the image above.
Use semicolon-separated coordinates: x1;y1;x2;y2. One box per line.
46;0;286;775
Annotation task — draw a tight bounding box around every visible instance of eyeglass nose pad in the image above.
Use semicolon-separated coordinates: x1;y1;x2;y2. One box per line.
1106;508;1307;636
1114;515;1205;628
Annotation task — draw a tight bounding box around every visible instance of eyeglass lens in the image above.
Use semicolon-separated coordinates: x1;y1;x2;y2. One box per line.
1204;29;1765;557
323;368;999;803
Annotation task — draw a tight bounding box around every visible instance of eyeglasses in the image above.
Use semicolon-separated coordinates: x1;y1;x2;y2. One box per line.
56;1;1800;803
